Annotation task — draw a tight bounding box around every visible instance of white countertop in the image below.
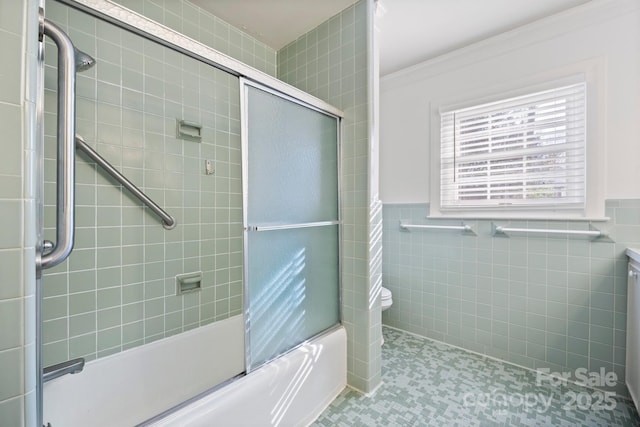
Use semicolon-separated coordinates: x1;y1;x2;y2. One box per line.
628;248;640;264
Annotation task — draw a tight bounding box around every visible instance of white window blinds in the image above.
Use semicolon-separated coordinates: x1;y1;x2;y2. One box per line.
440;82;586;210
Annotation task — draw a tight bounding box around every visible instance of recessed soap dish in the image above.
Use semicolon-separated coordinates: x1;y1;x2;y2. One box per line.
175;271;202;295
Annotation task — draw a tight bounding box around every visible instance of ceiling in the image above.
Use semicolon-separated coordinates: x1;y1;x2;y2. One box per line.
189;0;357;49
191;0;593;76
376;0;592;75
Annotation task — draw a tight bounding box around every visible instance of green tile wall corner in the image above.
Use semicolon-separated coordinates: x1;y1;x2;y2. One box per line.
0;0;39;425
382;200;640;397
277;0;380;393
109;0;277;77
41;3;243;365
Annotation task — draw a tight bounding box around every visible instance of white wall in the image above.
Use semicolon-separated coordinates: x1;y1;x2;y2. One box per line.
380;0;640;205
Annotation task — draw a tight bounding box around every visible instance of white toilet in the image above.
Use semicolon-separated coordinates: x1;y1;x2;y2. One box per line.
381;287;393;311
381;286;393;345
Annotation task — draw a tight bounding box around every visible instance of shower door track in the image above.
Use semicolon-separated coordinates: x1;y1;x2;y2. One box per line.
52;0;343;119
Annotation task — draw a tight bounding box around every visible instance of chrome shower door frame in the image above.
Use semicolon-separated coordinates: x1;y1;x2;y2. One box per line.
239;78;343;373
36;1;344;424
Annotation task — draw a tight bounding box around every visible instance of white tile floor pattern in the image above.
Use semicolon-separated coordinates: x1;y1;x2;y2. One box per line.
313;327;640;426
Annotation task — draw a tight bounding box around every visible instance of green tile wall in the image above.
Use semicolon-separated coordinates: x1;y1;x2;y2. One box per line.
112;0;277;77
277;0;381;393
0;0;39;425
41;2;243;366
382;200;640;396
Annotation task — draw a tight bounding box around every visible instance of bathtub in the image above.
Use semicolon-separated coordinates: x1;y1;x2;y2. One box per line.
43;315;346;426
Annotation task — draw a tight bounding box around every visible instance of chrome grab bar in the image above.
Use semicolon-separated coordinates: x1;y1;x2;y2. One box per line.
43;358;85;383
494;226;602;236
492;223;606;239
400;222;474;234
40;19;76;270
75;135;177;230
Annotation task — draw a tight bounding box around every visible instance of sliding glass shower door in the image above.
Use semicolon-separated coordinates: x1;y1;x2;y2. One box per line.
242;80;340;370
40;3;246;424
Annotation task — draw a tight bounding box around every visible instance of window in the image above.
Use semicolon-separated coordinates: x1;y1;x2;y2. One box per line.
439;82;586;212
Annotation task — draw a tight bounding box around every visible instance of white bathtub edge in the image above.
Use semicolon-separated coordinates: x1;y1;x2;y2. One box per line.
43;316;245;427
301;380;346;427
153;326;347;427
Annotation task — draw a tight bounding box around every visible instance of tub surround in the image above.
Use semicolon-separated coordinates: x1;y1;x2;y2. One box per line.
0;0;379;424
43;316;244;427
43;317;346;427
38;0;357;423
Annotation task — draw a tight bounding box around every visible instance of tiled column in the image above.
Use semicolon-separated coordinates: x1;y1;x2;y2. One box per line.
277;0;381;393
0;0;40;425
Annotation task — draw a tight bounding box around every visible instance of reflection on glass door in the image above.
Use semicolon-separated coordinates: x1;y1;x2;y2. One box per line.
242;80;340;370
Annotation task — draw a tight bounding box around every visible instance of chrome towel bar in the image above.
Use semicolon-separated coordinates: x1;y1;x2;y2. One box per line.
492;223;608;240
399;222;475;235
76;134;177;230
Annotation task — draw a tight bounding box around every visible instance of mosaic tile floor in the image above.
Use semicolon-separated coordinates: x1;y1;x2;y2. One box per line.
312;327;640;427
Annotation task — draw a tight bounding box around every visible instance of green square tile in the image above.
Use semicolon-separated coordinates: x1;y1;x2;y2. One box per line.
42;273;67;298
97;247;122;269
0;396;23;427
123;320;143;344
0;201;21;249
144;297;164;319
94;267;120;291
122;302;143;323
144;316;164;338
590;323;614;345
42;340;68;367
97;326;121;351
43;296;67;321
0;348;23;401
2;298;26;346
97;287;121;310
69;270;96;294
69;312;95;338
0;31;22;104
98;307;121;330
122;264;144;285
590;341;613;362
69;291;96;315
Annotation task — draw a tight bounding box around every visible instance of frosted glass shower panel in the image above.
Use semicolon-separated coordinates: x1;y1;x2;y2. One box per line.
248;226;339;367
246;86;338;225
243;80;340;370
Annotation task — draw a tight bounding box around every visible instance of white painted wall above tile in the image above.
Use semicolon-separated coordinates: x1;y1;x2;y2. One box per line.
380;0;640;204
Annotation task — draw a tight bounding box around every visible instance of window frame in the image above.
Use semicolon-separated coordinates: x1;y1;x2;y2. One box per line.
440;82;586;211
429;70;606;220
